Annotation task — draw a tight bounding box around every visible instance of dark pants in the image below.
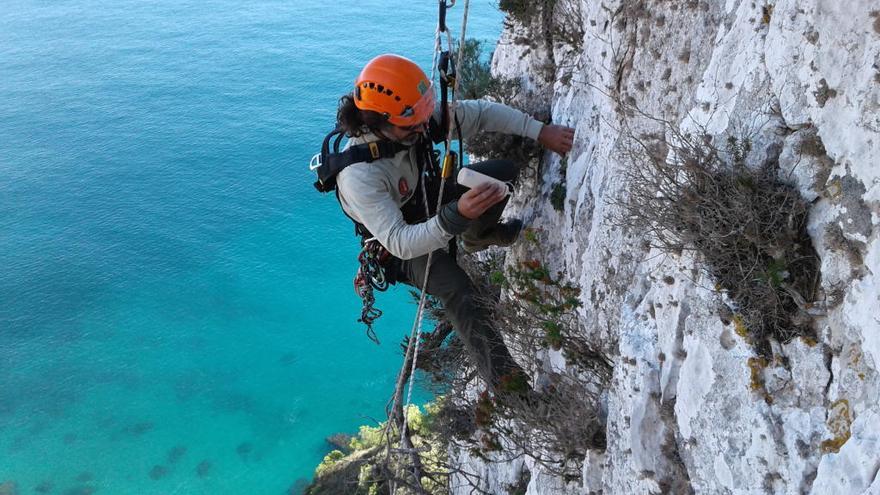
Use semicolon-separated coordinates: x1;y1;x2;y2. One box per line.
397;159;525;391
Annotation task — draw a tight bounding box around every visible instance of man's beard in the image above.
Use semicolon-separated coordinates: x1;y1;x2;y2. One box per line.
397;134;420;146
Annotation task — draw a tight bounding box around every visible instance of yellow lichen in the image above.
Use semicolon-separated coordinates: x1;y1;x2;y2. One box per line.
761;4;774;24
800;335;818;347
850;347;862;365
733;314;750;340
820;399;852;454
824;178;842;199
748;356;768;391
747;356;775;404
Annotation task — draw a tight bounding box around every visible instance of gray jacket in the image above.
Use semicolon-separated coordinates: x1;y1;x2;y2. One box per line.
335;99;543;260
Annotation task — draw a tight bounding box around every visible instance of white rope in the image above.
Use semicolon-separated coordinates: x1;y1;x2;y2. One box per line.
402;0;471;421
388;0;472;479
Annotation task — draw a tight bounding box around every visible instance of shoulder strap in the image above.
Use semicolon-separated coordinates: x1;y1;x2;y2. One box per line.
313;128;409;193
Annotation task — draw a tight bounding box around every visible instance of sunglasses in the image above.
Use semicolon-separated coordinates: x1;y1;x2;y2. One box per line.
396;121;429;133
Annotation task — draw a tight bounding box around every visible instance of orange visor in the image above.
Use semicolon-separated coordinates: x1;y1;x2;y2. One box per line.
387;84;435;127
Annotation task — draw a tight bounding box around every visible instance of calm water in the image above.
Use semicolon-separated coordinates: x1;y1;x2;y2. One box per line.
0;1;502;493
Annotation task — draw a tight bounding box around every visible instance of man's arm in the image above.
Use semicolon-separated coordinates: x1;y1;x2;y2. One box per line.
442;100;574;155
449;99;544;141
336;168;474;259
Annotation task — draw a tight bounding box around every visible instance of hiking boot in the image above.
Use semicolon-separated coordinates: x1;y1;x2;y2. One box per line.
462;219;524;254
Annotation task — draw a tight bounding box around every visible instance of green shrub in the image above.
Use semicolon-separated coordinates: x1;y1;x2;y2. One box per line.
550;182;566;211
314;450;345;477
348;424;384;451
455;39;495;100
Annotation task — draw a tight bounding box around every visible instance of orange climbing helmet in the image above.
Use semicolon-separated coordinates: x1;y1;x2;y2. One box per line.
353;54;435;127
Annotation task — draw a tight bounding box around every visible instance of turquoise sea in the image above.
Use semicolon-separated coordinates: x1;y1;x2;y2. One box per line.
0;1;502;493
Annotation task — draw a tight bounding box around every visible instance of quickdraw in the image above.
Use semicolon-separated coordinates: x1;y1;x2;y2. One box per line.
354;239;392;344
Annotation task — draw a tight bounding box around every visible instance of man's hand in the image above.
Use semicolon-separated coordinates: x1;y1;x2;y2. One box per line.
457;183;508;220
538;124;575;155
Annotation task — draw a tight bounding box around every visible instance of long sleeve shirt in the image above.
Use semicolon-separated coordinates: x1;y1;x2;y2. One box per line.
335;99;544;260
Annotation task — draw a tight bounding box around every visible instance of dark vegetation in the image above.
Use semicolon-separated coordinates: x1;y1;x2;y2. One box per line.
498;0;541;24
615;117;821;356
455;39;546;168
550;157;568;212
499;0;584;49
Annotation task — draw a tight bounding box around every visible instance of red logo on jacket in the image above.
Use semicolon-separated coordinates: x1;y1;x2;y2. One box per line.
398;178;410;197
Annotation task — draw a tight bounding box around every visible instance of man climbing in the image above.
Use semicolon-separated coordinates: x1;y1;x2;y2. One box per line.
324;53;574;393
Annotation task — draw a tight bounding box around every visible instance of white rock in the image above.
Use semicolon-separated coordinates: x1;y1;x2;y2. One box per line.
449;0;880;493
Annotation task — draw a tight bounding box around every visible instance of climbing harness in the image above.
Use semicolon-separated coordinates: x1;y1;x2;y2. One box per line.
310;122;448;345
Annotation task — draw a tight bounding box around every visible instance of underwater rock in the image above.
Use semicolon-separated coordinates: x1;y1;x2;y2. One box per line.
34;481;53;493
173;375;200;402
61;487;94;495
95;415;116;430
148;465;167;481
167;445;187;464
125;422;154;436
287;479;309;495
325;433;353;453
0;480;18;495
8;436;29;453
74;473;92;483
279;352;298;366
195;460;211;478
235;442;253;458
211;392;256;415
63;433;77;445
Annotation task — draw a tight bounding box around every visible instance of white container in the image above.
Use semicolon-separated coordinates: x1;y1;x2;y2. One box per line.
457;168;511;196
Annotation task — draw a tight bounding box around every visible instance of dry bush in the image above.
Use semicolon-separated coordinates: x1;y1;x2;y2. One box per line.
465;230;611;377
426;361;607;482
433;234;612;479
615;120;820;355
498;0;547;25
551;0;586;49
493;375;607;480
384;236;610;484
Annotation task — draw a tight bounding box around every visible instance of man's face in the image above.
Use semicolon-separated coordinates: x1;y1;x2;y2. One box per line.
384;120;429;145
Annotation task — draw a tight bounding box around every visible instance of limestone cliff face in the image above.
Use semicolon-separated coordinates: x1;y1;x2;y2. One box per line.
452;1;880;493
